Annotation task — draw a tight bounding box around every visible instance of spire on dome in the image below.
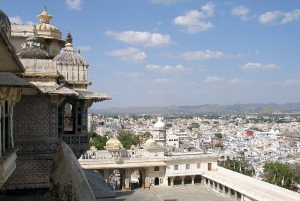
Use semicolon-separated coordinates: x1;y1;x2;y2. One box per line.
37;6;53;24
66;32;73;44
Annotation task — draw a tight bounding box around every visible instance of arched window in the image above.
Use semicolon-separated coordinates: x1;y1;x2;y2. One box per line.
58;100;84;136
64;103;73;132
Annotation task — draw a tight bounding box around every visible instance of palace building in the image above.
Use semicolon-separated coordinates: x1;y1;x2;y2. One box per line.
0;7;112;201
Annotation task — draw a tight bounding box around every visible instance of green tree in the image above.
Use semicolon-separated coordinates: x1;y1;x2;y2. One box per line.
215;133;222;138
165;123;172;128
187;123;200;131
263;162;294;189
117;130;140;149
89;131;108;150
144;132;152;139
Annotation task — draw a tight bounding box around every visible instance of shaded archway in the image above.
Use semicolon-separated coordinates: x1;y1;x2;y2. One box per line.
168;177;172;186
109;169;123;190
173;176;182;185
130;169;142;189
194;175;202;184
154;177;159;186
184;176;192;184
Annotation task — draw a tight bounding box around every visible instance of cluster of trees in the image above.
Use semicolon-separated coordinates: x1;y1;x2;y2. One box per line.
187;123;200;131
263;162;300;190
215;133;222;138
89;131;108;150
117;130;140;149
89;130;142;150
220;158;255;177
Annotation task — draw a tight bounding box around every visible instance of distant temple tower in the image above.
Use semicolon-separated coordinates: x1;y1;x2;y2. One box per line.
152;117;166;146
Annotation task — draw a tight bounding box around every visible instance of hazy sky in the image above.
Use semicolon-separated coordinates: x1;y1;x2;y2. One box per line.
2;0;300;109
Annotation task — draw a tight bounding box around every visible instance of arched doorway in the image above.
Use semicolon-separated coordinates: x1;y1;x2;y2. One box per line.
184;176;192;184
130;169;142;189
194;175;202;184
173;176;182;185
168;177;172;186
110;169;122;190
154;177;159;186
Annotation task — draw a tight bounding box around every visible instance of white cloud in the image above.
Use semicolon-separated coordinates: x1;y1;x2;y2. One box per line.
204;76;250;84
179;50;224;60
66;0;82;10
146;64;191;73
9;16;35;25
204;76;226;83
77;46;90;51
259;11;283;24
282;9;300;24
114;72;144;78
231;6;255;21
231;6;249;16
172;2;215;34
258;9;300;25
106;31;171;47
239;62;280;70
105;47;147;63
9;15;23;24
152;78;172;84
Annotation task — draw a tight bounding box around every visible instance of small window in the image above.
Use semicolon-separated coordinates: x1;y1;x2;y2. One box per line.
197;163;201;169
186;164;190;169
154;166;159;171
175;165;178;170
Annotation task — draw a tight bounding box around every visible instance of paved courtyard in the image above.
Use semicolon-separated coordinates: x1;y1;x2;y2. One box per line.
100;184;233;201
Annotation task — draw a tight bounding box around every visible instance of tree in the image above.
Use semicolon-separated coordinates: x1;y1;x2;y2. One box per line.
263;162;294;189
215;133;222;138
117;130;140;149
89;131;108;150
144;132;152;139
188;123;200;131
165;123;172;128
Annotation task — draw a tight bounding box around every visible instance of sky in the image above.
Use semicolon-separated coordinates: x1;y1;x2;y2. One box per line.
2;0;300;109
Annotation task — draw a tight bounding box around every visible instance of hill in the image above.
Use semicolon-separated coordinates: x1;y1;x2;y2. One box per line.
90;103;300;115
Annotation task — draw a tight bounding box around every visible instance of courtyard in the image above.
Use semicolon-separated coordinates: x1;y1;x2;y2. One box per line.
101;184;233;201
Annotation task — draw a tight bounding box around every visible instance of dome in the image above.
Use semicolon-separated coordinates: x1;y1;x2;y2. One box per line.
154;117;165;128
36;7;62;39
54;32;88;66
36;23;61;33
145;137;156;146
0;9;11;37
16;37;50;59
106;137;123;150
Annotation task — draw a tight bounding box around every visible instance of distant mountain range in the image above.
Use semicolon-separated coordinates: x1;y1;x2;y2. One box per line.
90;103;300;115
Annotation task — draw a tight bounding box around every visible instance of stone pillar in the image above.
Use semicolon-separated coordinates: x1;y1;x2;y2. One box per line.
145;167;150;189
171;177;174;187
201;176;205;185
191;175;195;185
125;168;130;189
234;191;238;200
181;176;185;185
241;194;244;201
222;185;225;194
103;169;109;183
228;187;231;197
